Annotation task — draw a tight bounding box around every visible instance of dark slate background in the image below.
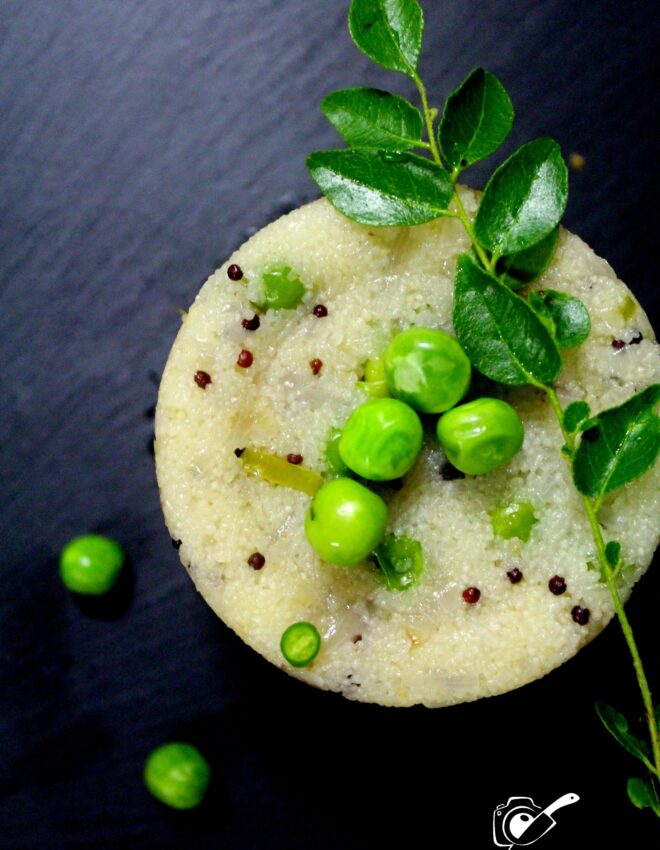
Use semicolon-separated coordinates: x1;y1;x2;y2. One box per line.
1;1;658;847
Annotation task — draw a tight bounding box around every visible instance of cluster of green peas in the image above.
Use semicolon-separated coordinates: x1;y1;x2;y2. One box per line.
305;326;525;568
58;328;525;801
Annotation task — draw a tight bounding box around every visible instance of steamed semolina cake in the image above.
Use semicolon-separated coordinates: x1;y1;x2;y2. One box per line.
155;191;659;708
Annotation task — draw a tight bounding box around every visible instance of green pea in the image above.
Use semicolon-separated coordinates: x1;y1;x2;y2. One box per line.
59;534;125;595
437;398;524;475
305;477;388;567
491;501;538;542
339;398;423;481
384;327;471;413
144;742;211;810
280;621;321;667
258;265;306;310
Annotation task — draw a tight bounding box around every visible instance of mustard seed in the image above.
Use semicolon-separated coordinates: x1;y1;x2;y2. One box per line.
194;370;212;389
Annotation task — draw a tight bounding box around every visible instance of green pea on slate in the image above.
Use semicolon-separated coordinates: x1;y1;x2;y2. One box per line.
59;534;125;596
144;742;211;810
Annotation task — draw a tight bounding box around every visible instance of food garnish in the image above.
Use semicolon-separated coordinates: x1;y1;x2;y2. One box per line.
302;0;660;813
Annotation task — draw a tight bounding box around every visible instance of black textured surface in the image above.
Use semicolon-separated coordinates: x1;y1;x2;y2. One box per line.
1;1;658;847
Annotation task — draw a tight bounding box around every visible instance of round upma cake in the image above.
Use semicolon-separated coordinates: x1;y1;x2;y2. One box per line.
155;191;659;708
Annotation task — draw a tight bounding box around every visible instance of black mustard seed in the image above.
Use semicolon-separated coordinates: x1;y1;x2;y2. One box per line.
463;587;481;604
571;606;590;625
248;552;265;570
242;315;260;331
549;575;567;595
194;370;212;389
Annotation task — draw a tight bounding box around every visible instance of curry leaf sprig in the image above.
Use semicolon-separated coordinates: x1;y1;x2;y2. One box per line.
307;0;660;814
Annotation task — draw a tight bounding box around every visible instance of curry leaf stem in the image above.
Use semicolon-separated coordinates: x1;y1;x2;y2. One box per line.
414;72;495;273
543;384;660;794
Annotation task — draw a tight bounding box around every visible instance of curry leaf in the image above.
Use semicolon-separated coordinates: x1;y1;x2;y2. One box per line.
605;540;622;569
307;148;453;226
348;0;424;78
498;226;560;289
438;67;514;172
564;401;591;434
539;289;591;349
627;777;660;814
573;385;660;502
321;88;424;150
527;291;556;335
595;702;651;765
474;138;568;256
453;253;562;385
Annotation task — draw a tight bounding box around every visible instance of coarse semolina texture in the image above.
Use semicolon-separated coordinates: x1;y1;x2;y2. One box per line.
156;191;660;708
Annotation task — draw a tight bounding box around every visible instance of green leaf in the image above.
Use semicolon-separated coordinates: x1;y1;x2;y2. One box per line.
527;291;556;335
596;702;651;765
307;148;453;226
474;138;569;256
564;401;591;434
539;289;591;349
438;67;514;172
527;289;590;350
453;253;562;385
321;88;424;150
605;540;622;569
498;226;560;289
573;385;660;502
372;533;424;591
348;0;424;78
627;777;660;814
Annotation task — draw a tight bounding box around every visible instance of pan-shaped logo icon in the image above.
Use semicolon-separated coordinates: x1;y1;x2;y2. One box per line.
493;793;579;848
